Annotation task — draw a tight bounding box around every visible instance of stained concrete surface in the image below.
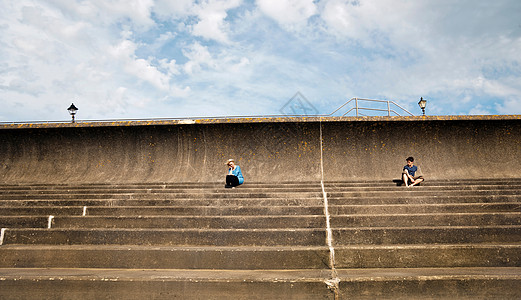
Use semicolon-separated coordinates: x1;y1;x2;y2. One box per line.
1;268;519;299
1;116;520;183
1;178;520;298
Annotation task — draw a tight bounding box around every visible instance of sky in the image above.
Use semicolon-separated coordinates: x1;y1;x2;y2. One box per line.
1;0;521;122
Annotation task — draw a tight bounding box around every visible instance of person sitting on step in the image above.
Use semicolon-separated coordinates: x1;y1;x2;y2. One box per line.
225;159;244;188
402;156;424;187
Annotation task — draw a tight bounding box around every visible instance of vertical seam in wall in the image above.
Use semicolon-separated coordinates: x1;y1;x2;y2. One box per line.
320;120;340;296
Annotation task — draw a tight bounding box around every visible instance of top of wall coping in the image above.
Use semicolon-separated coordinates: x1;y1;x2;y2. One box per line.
1;115;520;130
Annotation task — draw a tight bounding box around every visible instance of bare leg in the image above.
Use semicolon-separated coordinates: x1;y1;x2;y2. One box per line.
410;177;424;186
402;173;410;187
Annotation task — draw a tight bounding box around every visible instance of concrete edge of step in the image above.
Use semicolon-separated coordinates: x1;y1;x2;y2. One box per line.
0;267;520;281
2;243;521;250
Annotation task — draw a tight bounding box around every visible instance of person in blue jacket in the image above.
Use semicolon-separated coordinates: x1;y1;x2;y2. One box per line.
402;156;424;187
225;159;244;188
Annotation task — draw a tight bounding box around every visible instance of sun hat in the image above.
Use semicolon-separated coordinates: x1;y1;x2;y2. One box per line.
226;159;235;165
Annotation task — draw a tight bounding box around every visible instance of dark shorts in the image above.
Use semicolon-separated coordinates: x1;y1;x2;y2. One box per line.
226;175;241;187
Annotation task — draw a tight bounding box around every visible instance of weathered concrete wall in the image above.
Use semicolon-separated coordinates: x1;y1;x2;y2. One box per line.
0;120;321;183
322;118;521;180
0;116;520;183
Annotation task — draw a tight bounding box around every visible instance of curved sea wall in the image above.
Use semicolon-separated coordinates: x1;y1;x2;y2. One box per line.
1;116;519;183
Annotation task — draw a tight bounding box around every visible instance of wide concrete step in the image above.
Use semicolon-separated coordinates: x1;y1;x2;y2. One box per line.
0;268;520;299
50;215;326;229
334;244;521;268
0;188;521;203
86;206;326;216
326;179;521;186
1;244;520;269
335;267;521;299
4;213;514;229
0;268;333;300
2;184;521;195
0;206;325;216
0;197;324;207
1;228;326;246
331;212;521;227
0;207;83;216
327;185;521;193
0;245;331;269
0;182;322;191
2;183;520;193
2;203;518;217
0;192;324;200
327;189;521;198
328;194;521;205
2;194;520;207
3;226;519;246
333;226;521;245
0;187;323;196
2;178;520;190
0;216;48;228
329;203;521;214
4;213;518;230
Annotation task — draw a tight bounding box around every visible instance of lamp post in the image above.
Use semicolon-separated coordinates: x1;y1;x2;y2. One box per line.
67;103;78;123
418;97;427;116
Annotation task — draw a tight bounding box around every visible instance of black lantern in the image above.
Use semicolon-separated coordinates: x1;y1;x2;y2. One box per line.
418;97;427;116
67;103;78;123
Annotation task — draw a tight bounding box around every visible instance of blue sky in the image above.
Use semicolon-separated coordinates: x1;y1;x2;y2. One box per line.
1;0;520;122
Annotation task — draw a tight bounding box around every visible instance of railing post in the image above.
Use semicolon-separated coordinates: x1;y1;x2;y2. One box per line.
355;98;359;117
387;101;391;116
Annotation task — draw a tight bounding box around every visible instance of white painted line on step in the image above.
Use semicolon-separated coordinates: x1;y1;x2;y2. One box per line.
0;228;6;246
83;206;87;216
48;215;54;229
319;120;340;297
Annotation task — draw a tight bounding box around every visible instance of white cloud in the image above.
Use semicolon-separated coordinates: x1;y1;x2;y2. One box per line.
256;0;317;29
42;0;156;30
180;41;251;76
191;9;230;43
0;1;171;120
191;0;242;43
153;0;242;44
314;0;521;113
153;0;195;18
182;42;216;75
159;58;181;76
496;98;521;115
468;103;491;115
320;0;366;40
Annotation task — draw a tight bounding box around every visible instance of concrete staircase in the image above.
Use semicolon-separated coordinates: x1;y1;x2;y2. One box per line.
0;180;520;299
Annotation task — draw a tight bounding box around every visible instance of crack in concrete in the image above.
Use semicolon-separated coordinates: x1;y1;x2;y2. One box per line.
320;120;340;299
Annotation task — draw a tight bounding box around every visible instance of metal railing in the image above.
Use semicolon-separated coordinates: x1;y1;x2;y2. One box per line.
328;98;413;117
0;98;414;125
